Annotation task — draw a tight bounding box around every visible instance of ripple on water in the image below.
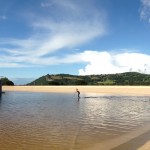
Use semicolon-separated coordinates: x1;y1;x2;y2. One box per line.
0;92;150;150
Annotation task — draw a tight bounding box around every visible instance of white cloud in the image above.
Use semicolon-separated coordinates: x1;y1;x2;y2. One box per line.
30;0;106;56
41;0;77;11
140;0;150;22
0;0;106;67
0;62;26;68
1;47;150;75
141;0;150;7
78;51;150;75
1;0;150;76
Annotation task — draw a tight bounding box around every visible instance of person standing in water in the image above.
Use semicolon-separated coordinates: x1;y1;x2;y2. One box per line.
76;89;80;99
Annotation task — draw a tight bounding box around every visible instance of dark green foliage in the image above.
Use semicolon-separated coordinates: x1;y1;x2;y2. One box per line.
49;81;60;85
27;72;150;86
1;77;14;86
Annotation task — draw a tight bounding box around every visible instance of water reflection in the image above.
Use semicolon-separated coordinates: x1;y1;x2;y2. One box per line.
0;92;150;150
0;94;2;104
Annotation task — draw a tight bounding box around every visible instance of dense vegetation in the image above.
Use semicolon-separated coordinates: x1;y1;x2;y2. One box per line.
0;77;14;86
27;72;150;86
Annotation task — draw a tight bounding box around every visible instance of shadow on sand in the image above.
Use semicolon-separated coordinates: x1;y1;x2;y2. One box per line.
111;130;150;150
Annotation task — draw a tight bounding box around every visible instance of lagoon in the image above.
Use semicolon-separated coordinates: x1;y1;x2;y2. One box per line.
0;92;150;150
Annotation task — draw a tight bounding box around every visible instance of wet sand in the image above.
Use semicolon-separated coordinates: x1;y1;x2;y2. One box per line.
2;85;150;96
2;85;150;150
84;124;150;150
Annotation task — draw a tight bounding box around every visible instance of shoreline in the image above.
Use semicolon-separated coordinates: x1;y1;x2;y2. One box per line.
84;124;150;150
2;85;150;96
2;85;150;150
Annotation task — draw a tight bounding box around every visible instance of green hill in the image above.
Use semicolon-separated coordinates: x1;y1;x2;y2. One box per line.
1;77;14;86
27;72;150;86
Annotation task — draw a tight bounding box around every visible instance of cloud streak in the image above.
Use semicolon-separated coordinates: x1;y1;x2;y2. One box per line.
140;0;150;22
0;0;107;73
0;0;106;64
1;47;150;75
0;15;7;20
1;0;150;76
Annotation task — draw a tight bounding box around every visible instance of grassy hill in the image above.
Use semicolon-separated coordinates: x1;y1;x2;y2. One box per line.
27;72;150;86
0;77;14;86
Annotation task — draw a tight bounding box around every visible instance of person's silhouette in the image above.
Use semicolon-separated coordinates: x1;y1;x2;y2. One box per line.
76;89;80;99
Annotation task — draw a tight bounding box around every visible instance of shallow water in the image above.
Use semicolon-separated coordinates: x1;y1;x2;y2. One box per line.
0;92;150;150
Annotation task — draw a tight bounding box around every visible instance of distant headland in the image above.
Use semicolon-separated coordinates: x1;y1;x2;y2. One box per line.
26;72;150;86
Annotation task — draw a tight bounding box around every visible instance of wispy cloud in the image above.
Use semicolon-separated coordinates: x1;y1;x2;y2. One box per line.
1;46;150;75
0;15;7;20
2;0;149;75
140;0;150;22
30;0;106;56
0;0;106;67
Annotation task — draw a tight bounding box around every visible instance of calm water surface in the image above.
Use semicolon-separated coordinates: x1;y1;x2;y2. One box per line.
0;92;150;150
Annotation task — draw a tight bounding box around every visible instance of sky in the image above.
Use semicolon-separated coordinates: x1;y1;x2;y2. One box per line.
0;0;150;85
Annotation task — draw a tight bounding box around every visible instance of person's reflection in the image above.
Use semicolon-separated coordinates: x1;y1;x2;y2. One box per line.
0;94;1;99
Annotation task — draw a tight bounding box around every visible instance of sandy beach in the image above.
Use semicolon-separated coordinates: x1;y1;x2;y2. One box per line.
2;85;150;96
2;85;150;150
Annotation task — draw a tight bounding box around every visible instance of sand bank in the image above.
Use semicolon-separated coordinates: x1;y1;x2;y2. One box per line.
2;85;150;96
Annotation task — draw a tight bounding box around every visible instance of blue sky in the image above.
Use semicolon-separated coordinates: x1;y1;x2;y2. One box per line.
0;0;150;84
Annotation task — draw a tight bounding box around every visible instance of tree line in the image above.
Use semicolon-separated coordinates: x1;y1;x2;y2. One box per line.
27;72;150;86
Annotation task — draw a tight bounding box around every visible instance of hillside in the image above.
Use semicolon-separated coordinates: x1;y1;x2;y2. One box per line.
0;77;14;86
27;72;150;86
